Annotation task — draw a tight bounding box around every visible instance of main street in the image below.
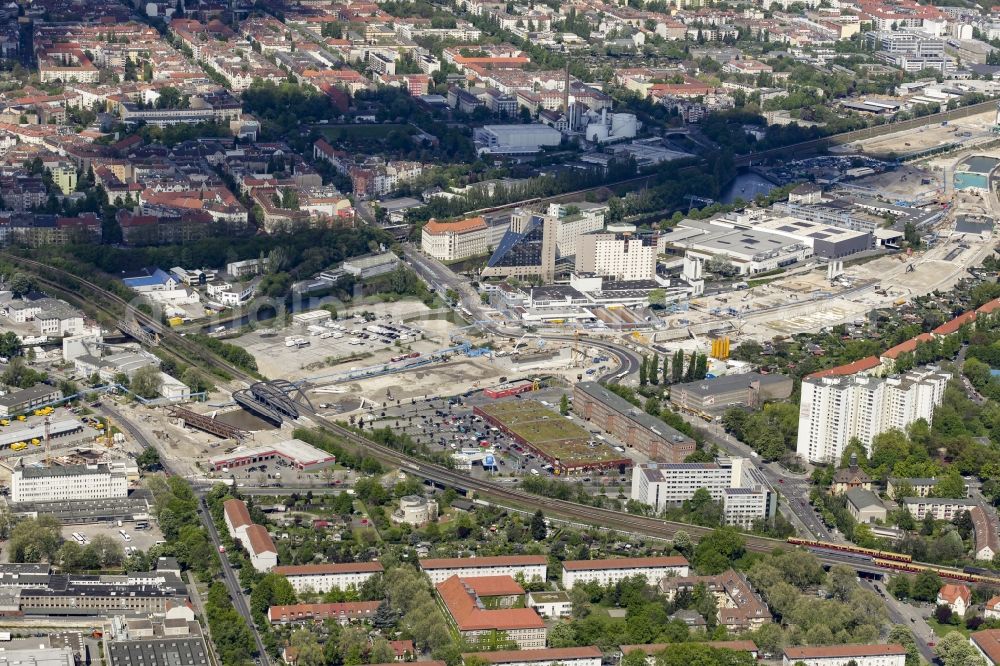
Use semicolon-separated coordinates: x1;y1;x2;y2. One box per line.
676;413;834;541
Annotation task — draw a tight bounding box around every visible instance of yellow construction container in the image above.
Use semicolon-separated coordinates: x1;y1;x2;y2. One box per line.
711;336;731;360
168;316;184;327
11;442;26;451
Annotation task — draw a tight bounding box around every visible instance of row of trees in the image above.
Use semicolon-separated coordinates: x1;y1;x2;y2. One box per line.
639;351;709;387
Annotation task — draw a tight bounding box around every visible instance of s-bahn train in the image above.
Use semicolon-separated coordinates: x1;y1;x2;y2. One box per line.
787;538;1000;585
787;537;913;563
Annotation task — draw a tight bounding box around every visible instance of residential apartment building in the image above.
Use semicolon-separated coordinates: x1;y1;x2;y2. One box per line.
659;570;772;631
971;629;1000;666
268;601;380;625
221;497;275;571
573;381;695;462
12;462;128;504
223;498;252;542
272;562;384;594
421;217;490;261
561;557;690;588
901;497;977;521
244;524;278;572
796;367;951;463
575;232;657;281
420;556;548;585
461;647;603;666
887;477;968;499
781;645;906;666
437;575;546;650
631;458;777;528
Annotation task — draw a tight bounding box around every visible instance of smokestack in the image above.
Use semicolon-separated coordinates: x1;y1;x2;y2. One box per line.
562;56;570;116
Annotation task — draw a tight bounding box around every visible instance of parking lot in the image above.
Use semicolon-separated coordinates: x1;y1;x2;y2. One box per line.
366;387;637;489
61;521;165;555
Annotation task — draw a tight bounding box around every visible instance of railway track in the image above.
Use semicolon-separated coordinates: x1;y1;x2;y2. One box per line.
0;253;762;547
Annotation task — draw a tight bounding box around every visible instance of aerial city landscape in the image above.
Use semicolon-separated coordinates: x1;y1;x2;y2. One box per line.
8;0;1000;664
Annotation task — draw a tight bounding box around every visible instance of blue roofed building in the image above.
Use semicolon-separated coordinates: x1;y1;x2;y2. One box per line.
121;267;179;293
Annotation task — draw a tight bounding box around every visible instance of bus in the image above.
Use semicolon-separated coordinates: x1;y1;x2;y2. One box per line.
118;530;131;542
616;371;628;379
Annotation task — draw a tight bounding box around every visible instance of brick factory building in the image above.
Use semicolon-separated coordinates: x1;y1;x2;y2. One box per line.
572;381;695;462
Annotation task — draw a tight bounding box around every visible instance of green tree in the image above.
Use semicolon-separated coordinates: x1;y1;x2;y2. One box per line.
672;349;684;383
560;394;570;416
130;364;162;399
639;355;648;387
693;528;745;574
931;470;967;499
912;570;942;602
0;331;21;359
936;630;986;666
7;273;32;298
290;629;325;666
530;509;547;541
250;572;297;620
649;355;659;385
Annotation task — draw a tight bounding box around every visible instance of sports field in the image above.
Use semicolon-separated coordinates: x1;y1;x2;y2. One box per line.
476;400;626;470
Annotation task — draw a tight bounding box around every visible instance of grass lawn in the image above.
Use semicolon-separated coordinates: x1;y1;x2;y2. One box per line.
479;400;627;466
320;123;413;140
927;618;969;638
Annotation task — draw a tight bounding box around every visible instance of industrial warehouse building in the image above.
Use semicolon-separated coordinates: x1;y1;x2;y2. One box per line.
207;439;336;472
342;252;400;278
669;372;793;416
473;124;562;155
0;385;62;418
573;381;695;462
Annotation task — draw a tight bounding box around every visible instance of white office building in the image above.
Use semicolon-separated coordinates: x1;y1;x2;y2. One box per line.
421;217;489;262
796;367;951;463
630;458;776;528
420;555;548;585
272;562;384;594
561;556;689;588
545;202;607;257
12;462;128;504
575;232;657;281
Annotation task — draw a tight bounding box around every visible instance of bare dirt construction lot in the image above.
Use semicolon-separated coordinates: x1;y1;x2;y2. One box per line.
836;110;998;158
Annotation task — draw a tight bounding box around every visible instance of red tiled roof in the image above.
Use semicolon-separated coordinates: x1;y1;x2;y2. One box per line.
464;647;603;663
987;596;1000;611
805;356;882;380
619;641;759;656
437;576;544;631
979;298;1000;314
464;575;525;597
273;562;384;576
268;601;380;623
245;524;277;556
971;630;1000;666
423;217;487;235
563;556;689;571
882;333;933;360
420;555;546;569
223;499;252;530
783;645;906;660
938;583;971;604
933;310;977;336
